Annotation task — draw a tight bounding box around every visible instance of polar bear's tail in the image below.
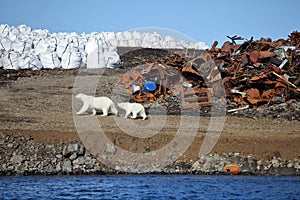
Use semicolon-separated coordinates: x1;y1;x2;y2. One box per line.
110;102;118;116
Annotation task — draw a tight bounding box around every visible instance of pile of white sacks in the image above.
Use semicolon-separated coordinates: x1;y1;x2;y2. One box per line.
0;24;208;70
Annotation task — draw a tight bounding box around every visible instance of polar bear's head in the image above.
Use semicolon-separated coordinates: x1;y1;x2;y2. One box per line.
117;102;126;109
75;93;85;100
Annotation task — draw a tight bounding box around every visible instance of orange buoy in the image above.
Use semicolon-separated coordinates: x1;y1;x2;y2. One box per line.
223;164;241;175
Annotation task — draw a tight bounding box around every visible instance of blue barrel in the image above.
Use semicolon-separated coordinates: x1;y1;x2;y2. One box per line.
142;81;156;92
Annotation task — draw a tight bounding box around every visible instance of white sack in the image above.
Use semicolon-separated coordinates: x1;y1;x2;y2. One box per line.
123;31;132;40
17;24;32;35
151;41;162;48
85;38;108;68
12;39;32;53
47;37;57;52
0;37;12;51
115;32;125;41
149;32;161;42
0;24;10;38
56;38;69;58
109;38;118;47
127;39;138;47
39;52;61;69
80;53;86;68
77;37;87;52
3;51;20;70
61;50;82;69
0;53;3;68
132;31;142;40
18;54;42;70
32;29;49;39
103;32;116;41
85;37;99;55
118;40;128;47
34;39;49;54
18;55;30;69
105;50;120;68
86;50;106;69
29;54;43;70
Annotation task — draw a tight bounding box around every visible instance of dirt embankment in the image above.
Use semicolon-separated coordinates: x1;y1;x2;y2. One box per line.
0;68;299;163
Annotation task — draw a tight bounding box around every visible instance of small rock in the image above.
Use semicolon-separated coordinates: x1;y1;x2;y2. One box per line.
69;152;78;161
271;158;280;168
257;165;261;171
51;158;57;163
62;160;72;173
2;163;7;170
56;162;62;172
10;155;25;164
63;143;76;156
257;160;262;166
73;157;86;165
105;143;117;154
63;143;85;157
46;144;54;149
85;158;96;169
56;154;63;159
192;161;201;170
294;162;299;169
73;164;81;170
287;162;293;168
271;97;286;104
77;144;85;156
7;143;13;148
8;165;14;170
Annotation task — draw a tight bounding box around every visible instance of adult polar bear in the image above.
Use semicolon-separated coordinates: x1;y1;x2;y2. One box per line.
75;93;118;116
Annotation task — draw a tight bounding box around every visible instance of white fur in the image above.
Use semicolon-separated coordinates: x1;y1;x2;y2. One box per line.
75;93;118;116
118;102;147;120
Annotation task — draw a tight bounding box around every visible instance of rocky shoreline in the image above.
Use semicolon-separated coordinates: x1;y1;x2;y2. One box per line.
1;133;299;176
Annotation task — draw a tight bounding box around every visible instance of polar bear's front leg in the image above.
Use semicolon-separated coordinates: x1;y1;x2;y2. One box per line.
101;108;108;116
140;111;147;120
91;109;97;116
76;103;89;115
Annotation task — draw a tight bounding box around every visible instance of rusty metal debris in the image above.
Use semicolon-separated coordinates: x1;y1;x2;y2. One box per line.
118;31;300;111
0;69;39;83
117;49;217;109
208;31;300;108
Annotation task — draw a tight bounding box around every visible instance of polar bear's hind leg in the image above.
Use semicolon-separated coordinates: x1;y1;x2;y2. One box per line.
91;109;97;116
110;103;118;116
131;111;137;119
124;111;130;118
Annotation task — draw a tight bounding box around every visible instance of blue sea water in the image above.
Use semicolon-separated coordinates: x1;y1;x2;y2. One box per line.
0;175;299;200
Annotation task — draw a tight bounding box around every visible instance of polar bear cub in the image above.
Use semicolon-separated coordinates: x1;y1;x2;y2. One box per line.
118;102;147;120
75;93;118;116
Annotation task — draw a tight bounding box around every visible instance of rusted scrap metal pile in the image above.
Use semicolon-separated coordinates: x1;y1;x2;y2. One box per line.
118;31;300;111
118;48;222;109
209;32;300;108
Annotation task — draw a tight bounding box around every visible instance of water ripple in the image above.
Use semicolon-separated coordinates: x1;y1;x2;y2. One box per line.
0;175;299;199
